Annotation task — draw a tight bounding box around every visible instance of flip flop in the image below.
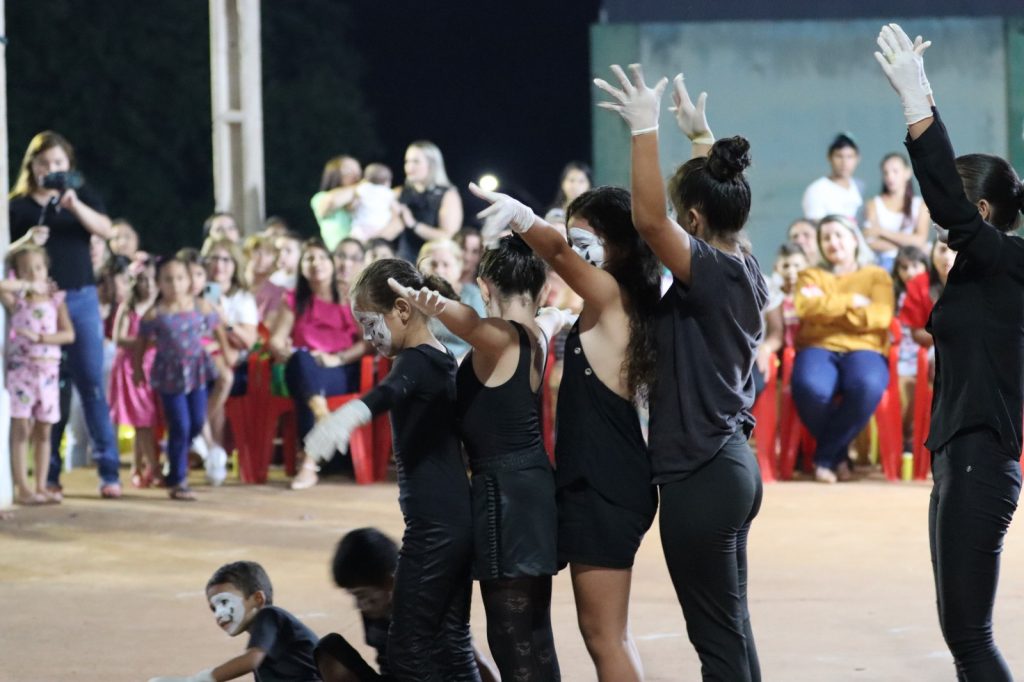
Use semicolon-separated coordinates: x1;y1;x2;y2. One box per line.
168;486;197;502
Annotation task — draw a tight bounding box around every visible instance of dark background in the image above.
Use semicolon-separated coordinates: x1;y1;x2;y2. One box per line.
6;0;600;254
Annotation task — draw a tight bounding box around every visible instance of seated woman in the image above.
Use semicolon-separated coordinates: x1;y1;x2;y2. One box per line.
201;238;259;473
243;233;287;322
792;214;895;483
266;238;367;489
416;238;486;361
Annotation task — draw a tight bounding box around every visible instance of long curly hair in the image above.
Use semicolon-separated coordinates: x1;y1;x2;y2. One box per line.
566;186;660;401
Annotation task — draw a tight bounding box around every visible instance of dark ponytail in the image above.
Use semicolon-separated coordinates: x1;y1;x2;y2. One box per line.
351;258;455;312
955;153;1023;232
668;136;752;239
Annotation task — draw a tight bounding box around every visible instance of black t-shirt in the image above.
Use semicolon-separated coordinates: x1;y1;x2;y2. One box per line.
360;345;472;525
9;184;107;290
649;236;768;484
908;109;1024;458
246;606;321;682
363;613;391;677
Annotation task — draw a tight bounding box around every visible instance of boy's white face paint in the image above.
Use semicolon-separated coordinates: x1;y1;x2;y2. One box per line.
569;228;606;268
354;310;394;356
210;591;247;635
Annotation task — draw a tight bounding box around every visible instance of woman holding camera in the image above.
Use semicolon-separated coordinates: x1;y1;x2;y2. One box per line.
9;131;122;498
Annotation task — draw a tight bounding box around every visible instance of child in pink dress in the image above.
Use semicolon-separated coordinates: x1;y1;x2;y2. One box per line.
110;259;160;487
2;245;76;505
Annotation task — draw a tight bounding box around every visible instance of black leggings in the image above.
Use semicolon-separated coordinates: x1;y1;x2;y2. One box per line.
659;431;763;682
930;428;1021;681
389;517;480;682
480;576;559;681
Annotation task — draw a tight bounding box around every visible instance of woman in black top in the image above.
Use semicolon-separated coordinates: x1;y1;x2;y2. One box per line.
596;65;768;681
876;24;1024;680
391;234;568;681
8;131;122;497
387;141;463;263
304;259;479;682
469;182;661;682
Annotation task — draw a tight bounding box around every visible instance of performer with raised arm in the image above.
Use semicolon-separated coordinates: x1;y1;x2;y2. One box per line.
469;182;661;680
876;23;1024;681
594;64;768;681
389;234;570;681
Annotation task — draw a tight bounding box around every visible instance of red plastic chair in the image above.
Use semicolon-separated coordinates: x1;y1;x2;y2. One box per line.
779;320;904;481
372;356;393;474
911;347;933;479
750;355;779;482
324;354;380;484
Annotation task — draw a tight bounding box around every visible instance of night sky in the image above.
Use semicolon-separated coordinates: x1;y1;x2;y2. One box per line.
346;0;602;216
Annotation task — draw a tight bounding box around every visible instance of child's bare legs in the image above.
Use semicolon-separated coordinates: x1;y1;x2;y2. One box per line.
571;564;643;682
132;426;159;486
31;421;56;502
9;418;39;503
206;356;233;449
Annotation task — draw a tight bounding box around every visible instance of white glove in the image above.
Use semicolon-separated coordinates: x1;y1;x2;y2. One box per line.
668;73;714;145
536;306;578;342
148;669;214;682
387;278;450;317
874;23;933;125
303;400;372;461
594;63;668;136
468;182;536;242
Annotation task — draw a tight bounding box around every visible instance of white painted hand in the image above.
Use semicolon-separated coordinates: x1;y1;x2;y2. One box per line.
387;278;450;317
468;182;536;242
594;63;668;135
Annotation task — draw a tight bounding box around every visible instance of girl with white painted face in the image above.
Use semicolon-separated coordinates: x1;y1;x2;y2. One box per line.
305;258;480;682
468;183;661;682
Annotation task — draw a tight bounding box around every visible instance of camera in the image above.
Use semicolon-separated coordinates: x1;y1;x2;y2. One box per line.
41;170;83;192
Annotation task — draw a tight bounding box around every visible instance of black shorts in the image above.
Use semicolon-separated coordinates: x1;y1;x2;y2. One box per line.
557;478;656;570
315;633;388;681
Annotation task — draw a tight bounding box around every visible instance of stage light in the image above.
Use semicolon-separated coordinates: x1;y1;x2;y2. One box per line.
478;174;499;192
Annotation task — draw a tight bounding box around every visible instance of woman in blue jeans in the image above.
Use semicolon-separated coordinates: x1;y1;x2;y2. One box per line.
792;214;895;483
8;131;122;498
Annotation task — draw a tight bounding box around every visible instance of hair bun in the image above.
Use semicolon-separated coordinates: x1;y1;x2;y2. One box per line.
706;136;751;182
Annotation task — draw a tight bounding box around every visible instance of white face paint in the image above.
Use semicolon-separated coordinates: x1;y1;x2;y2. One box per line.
210;591;247;635
569;228;606;268
354;310;394;356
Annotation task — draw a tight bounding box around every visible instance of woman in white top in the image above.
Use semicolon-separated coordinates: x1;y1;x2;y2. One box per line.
801;133;864;222
201;237;259;482
863;152;931;270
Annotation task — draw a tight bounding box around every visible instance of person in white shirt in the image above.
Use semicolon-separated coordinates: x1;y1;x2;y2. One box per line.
802;133;864;222
350;163;398;242
862;152;931;270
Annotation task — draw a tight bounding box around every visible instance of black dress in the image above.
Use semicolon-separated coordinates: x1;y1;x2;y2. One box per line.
456;321;558;580
554;322;657;569
396;185;448;263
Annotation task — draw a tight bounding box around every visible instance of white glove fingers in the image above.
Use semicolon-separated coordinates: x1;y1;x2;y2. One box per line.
593;78;627;103
628;63;647;89
873;51;894;75
475;202;503;222
673;73;694;109
652;76;669;98
468;182;500;204
596;102;624;113
608;64;636;94
387;277;414;299
879;26;901;56
889;23;914;51
695;91;708;116
914;38;932;56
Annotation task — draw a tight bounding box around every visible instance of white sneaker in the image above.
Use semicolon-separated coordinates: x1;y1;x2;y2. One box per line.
205;445;228;486
191;435;210;462
815;466;838;484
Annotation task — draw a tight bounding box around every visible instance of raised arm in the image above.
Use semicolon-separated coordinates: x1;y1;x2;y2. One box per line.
468;183;622;311
594;64;706;284
387;277;517;356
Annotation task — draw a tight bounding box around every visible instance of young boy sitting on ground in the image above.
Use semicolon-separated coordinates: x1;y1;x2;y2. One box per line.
149;561;321;682
315;528;498;682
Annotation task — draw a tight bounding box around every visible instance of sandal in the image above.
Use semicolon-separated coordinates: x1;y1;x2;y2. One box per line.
168;486;197;502
39;489;63;504
290;458;319;491
16;492;47;506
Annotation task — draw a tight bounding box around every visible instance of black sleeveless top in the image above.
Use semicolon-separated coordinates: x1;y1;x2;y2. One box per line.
396;184;448;262
555;322;655;515
456;321;546;469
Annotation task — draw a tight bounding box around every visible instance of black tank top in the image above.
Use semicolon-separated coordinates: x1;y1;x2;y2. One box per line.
555;322;655;515
396;184;448;262
456;321;547;471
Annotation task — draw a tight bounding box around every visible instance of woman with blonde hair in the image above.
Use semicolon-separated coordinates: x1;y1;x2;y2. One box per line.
390;141;464;262
416;238;486;360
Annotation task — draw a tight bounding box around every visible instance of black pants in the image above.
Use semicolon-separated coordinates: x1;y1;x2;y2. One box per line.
659;431;763;682
389;517;480;682
930;428;1021;681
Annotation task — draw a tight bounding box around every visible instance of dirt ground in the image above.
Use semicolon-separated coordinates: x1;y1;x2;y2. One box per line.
1;467;1022;682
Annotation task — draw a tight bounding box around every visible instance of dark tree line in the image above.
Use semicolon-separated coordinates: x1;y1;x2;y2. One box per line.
7;0;380;254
